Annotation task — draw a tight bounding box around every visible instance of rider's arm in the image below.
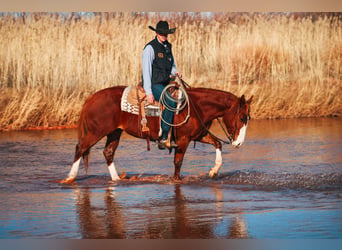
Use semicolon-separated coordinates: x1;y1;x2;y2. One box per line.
170;54;182;79
142;45;154;95
171;54;177;76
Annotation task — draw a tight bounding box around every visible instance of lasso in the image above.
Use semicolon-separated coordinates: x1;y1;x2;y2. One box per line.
158;82;190;127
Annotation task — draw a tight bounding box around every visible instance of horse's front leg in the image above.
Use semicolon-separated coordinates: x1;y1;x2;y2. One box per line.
173;137;190;180
199;134;222;178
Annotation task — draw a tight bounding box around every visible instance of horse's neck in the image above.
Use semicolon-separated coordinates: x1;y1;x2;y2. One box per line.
189;88;237;122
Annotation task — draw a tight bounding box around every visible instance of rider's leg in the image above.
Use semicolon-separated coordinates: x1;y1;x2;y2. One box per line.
152;83;176;140
152;83;178;149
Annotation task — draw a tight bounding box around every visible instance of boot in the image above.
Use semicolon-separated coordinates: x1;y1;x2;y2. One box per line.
157;131;178;150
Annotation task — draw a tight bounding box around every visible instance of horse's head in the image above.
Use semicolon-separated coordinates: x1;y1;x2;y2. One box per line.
223;94;253;148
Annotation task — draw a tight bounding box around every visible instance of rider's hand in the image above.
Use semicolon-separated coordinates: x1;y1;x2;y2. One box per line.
175;72;182;79
146;93;154;104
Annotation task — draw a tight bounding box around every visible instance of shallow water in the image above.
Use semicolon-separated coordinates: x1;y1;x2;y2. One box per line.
0;118;341;238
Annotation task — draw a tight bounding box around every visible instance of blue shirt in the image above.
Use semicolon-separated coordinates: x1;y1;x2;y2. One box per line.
142;39;177;95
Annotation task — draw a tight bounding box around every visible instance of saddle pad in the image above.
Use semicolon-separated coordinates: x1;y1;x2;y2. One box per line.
121;86;160;117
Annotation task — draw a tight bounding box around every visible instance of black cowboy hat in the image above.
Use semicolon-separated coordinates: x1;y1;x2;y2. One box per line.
148;20;176;35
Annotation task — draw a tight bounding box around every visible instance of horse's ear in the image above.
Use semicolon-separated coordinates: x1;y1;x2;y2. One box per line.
247;95;253;104
239;95;246;106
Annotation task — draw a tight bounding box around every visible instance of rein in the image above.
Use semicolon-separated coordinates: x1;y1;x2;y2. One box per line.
179;78;233;145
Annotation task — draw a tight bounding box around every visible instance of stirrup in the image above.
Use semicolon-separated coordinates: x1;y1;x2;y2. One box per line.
157;139;167;150
157;139;178;150
169;141;178;148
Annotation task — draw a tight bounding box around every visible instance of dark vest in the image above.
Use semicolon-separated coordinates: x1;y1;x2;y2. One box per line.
145;37;174;85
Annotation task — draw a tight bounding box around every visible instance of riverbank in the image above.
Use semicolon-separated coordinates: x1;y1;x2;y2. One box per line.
0;13;341;131
0;79;341;132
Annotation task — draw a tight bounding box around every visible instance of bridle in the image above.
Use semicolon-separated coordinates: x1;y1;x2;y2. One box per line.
179;78;239;145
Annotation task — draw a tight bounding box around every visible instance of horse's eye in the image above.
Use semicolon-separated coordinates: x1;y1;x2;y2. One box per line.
240;118;244;122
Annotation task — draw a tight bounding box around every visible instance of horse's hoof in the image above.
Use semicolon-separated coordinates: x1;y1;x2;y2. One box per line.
209;169;218;178
173;175;181;181
119;172;127;179
59;177;75;184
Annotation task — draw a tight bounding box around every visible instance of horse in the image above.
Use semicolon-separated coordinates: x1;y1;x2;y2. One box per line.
60;85;253;183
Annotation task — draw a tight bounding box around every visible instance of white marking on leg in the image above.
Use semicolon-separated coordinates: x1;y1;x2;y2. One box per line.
215;148;222;167
68;158;81;179
108;162;120;181
232;123;248;148
213;148;223;173
209;148;222;177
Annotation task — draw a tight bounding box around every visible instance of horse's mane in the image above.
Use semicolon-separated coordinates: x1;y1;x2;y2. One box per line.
187;87;238;103
186;87;239;111
187;87;237;97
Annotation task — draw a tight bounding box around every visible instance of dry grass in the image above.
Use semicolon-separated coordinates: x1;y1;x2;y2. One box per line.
0;87;84;129
0;12;341;131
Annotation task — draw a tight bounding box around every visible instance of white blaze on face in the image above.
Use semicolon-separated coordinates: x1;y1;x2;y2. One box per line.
232;121;248;148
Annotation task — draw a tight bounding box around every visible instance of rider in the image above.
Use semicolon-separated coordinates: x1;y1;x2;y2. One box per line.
142;20;182;149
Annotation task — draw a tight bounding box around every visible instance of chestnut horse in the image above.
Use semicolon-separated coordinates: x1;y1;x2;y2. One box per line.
60;86;253;183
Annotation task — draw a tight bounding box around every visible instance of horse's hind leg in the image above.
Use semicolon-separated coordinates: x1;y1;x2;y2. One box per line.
60;132;102;184
59;143;85;184
103;129;123;181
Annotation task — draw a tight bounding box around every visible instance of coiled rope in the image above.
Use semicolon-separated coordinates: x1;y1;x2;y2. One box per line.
158;79;232;144
158;82;190;127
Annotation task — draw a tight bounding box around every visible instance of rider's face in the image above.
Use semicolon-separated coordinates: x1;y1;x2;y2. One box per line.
156;33;168;43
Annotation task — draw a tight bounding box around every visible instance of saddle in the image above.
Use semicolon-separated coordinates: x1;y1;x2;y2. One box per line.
121;84;161;151
121;81;183;151
121;84;160;117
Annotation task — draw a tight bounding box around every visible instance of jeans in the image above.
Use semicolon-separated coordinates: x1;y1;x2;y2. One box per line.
152;83;177;139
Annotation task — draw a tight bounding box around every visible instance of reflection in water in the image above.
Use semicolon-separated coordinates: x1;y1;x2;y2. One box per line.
75;187;126;238
74;184;249;239
1;118;341;238
229;215;248;239
212;185;248;239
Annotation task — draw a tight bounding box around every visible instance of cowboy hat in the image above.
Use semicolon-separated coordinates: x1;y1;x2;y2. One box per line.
148;20;176;35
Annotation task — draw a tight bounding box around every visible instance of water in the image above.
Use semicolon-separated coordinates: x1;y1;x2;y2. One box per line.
0;118;341;238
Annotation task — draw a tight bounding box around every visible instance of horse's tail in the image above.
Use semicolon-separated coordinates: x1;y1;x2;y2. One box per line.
78;107;88;141
82;149;90;174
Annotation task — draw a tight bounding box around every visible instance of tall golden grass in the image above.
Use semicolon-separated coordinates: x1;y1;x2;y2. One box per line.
0;12;341;131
